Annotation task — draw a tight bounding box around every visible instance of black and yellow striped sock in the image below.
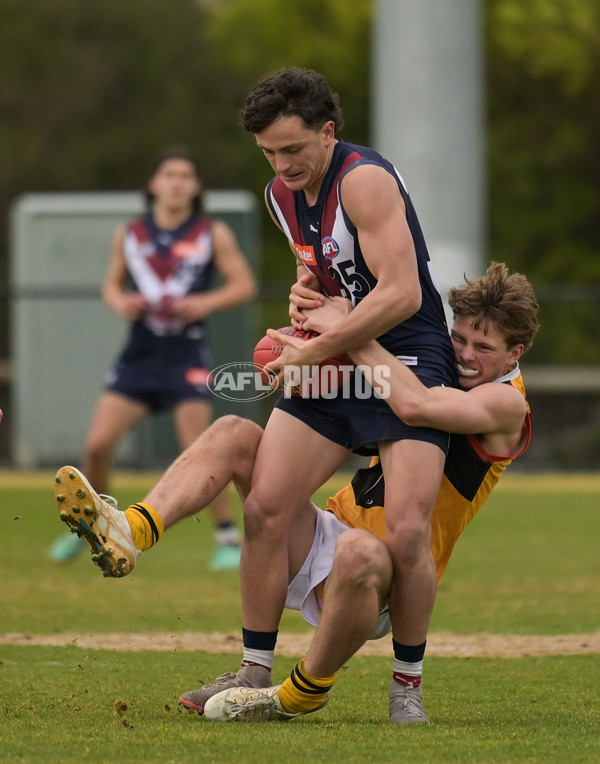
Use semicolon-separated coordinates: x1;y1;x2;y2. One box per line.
277;659;335;713
124;503;164;551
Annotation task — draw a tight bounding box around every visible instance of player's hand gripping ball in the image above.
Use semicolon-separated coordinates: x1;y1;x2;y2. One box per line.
253;326;354;397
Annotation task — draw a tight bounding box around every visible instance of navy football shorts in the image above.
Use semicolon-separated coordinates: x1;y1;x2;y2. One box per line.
106;330;213;413
275;368;450;456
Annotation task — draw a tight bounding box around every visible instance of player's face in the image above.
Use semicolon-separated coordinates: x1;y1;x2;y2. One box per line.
451;315;524;390
148;159;201;214
255;115;336;202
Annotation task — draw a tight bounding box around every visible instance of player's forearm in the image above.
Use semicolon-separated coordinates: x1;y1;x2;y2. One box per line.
101;280;127;314
351;341;435;425
352;340;489;432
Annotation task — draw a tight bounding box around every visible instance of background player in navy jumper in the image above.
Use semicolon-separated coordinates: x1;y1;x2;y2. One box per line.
233;67;456;722
50;145;257;570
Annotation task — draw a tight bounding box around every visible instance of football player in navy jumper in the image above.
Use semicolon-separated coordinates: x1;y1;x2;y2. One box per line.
49;146;256;570
234;67;456;722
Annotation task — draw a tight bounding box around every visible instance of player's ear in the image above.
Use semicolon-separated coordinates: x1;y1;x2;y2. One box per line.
321;121;336;144
509;343;525;363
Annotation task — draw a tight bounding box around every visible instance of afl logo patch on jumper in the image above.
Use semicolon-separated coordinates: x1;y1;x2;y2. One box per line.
321;236;339;260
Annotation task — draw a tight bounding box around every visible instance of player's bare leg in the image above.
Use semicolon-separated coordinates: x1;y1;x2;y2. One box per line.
241;409;350;632
303;530;393;676
203;529;394;722
83;392;149;493
206;440;444;725
194;411;349;717
174;399;243;569
378;438;445;723
379;439;443;644
144;415;261;529
180;499;319;716
54;416;262;576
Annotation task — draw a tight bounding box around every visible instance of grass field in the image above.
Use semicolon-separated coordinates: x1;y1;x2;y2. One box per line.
1;470;599;763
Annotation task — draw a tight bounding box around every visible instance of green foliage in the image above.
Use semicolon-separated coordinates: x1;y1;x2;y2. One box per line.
205;0;371;143
490;0;600;95
0;0;244;193
486;0;600;286
2;0;600;364
526;299;600;364
485;0;600;362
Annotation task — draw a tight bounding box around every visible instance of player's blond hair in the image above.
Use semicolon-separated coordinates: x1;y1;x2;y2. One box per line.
448;262;540;351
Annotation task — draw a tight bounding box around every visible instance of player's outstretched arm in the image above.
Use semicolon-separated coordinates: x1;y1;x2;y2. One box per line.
351;341;526;437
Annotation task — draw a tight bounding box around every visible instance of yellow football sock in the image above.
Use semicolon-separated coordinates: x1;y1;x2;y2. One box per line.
277;659;335;713
124;503;164;551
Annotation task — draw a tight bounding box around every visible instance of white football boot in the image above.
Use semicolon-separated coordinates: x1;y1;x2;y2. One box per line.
204;685;329;722
54;466;140;577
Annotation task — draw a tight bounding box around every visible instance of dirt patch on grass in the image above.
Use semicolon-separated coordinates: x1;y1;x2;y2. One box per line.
2;631;599;658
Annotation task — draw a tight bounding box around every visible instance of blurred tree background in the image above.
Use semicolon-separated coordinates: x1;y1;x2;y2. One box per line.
1;0;599;366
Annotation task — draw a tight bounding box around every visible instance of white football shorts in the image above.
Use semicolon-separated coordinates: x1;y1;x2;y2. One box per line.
285;505;391;640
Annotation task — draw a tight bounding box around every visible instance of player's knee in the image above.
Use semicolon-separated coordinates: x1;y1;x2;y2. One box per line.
212;415;263;464
210;414;255;440
242;489;288;541
386;521;430;567
334;531;389;588
190;415;262;481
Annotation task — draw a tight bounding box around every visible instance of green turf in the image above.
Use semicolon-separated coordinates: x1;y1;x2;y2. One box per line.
1;479;307;634
1;648;599;763
0;471;599;763
1;474;598;636
430;478;600;635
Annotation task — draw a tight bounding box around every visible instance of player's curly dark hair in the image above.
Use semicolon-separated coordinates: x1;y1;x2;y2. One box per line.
448;262;540;351
144;145;204;214
240;67;344;134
